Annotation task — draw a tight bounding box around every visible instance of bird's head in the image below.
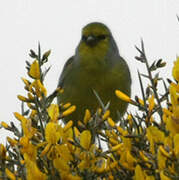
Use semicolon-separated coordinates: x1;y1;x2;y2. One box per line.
76;22;118;67
81;22;111;47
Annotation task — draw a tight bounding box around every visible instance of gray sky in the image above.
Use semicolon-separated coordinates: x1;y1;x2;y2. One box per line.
0;0;179;143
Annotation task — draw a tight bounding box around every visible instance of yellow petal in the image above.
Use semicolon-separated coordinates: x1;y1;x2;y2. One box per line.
107;117;116;127
162;108;172;116
138;98;144;106
5;168;16;180
172;56;179;82
27;92;34;101
28;60;40;79
158;147;167;170
109;137;118;145
24;154;47;180
174;134;179;157
63;102;71;109
115;90;133;103
1;121;9;129
80;130;91;150
62;105;76;117
109;161;118;169
134;165;145;180
21;77;31;87
53;158;70;172
45;122;63;144
117;126;126;135
37;80;47;96
111;143;123;152
14;112;27;122
17;95;30;102
74;126;80;138
148;94;155;112
160;170;171;180
47;104;59;122
63;120;73;132
170;84;179;107
83;109;91;125
102;110;110;120
146;126;165;154
159;145;170;158
7;137;18;147
0;144;6;159
40;143;51;157
139;151;148;162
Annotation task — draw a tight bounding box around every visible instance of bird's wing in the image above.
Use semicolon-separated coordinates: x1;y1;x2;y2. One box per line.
57;56;74;88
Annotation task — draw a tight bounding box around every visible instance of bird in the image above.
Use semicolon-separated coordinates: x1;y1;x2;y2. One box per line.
57;22;131;126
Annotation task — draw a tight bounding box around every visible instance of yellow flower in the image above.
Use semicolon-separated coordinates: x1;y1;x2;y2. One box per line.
160;170;171;180
109;137;118;145
80;130;91;150
159;146;170;158
5;168;16;180
137;98;145;106
172;56;179;82
117;126;127;136
93;158;106;173
134;165;145;180
102;110;110;120
36;79;47;96
28;60;40;79
53;144;78;179
21;77;31;88
146;126;165;154
20;137;37;161
172;105;179;124
174;134;179;157
29;80;47;97
107;117;116;128
57;144;73;162
111;143;123;152
158;147;167;170
24;153;47;180
63;102;71;109
1;121;9;129
139;151;149;162
62;105;76;117
14;112;36;139
119;150;136;170
148;94;155;112
41;122;66;159
115;90;133;104
17;95;30;102
53;157;70;173
27;92;35;101
47;104;59;122
165;115;179;136
7;137;18;147
74;126;80;138
122;133;132;150
45;122;63;144
54;158;82;180
63;121;73;132
170;84;179;107
127;114;133;126
83;109;91;125
0;144;6;159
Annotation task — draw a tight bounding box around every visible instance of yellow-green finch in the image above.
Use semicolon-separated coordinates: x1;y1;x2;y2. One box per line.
58;22;131;126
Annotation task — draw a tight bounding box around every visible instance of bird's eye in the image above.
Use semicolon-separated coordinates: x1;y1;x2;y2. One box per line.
82;35;87;41
97;35;106;40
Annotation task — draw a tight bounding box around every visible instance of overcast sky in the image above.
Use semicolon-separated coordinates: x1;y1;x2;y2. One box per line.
0;0;179;143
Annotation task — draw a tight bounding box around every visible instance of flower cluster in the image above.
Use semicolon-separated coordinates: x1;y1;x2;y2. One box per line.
0;42;179;180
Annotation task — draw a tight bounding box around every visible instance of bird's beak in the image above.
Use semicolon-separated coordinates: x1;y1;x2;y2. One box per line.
86;35;97;46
